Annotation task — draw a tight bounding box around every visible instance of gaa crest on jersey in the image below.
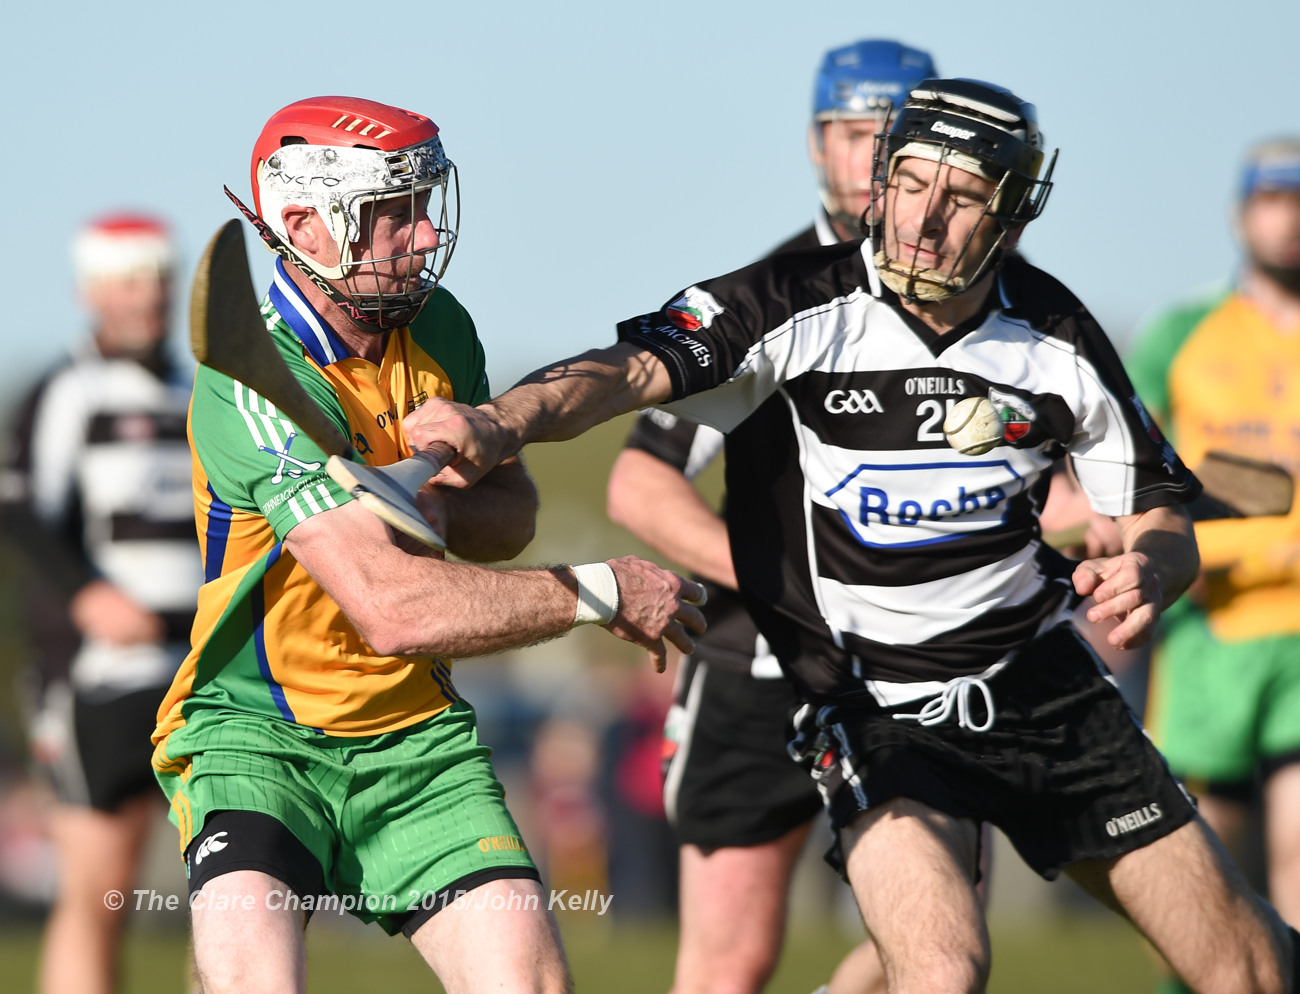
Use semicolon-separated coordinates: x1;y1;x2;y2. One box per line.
987;388;1035;444
826;459;1026;549
666;286;725;331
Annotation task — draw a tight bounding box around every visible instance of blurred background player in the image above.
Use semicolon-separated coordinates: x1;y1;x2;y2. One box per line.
1127;137;1300;994
0;214;201;994
606;39;935;994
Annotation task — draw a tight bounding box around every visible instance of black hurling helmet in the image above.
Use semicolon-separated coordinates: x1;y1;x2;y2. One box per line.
868;78;1057;301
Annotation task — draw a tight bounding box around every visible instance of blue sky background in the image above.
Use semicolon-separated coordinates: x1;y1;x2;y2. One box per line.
3;0;1297;392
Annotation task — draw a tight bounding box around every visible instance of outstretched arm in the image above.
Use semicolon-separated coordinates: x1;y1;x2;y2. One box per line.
1072;503;1199;650
285;494;705;670
403;343;673;488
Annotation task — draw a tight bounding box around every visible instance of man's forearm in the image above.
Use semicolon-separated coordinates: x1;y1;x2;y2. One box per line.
288;500;571;656
376;561;583;658
488;344;674;448
1120;504;1199;608
403;344;674;491
286;498;703;667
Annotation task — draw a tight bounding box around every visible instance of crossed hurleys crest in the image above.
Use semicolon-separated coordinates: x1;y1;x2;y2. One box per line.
260;431;323;484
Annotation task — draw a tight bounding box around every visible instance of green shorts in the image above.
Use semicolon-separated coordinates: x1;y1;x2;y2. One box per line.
1149;602;1300;787
154;701;535;934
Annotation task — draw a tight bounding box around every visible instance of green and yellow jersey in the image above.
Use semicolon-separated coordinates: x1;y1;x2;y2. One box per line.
154;260;489;754
1128;285;1300;640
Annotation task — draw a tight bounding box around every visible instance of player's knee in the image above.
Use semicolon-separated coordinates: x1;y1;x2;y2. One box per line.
899;947;988;994
701;964;778;994
543;961;575;994
195;956;300;994
673;946;779;994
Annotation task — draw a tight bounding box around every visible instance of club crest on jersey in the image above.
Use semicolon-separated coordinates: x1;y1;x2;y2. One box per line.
665;286;724;332
826;459;1026;549
986;388;1035;444
258;431;322;485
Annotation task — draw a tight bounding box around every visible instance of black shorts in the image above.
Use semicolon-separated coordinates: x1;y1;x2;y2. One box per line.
662;655;822;849
41;685;164;813
789;624;1196;880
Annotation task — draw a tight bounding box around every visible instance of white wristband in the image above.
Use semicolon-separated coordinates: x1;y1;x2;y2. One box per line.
571;563;620;626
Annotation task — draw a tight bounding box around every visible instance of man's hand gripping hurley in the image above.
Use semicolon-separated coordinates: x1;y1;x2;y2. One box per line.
190;220;457;549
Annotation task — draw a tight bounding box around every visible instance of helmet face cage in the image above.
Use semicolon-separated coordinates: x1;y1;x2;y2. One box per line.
252;133;459;329
867;78;1056;302
333;153;459;329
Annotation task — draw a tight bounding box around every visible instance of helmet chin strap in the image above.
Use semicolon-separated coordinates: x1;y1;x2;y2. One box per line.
225;186;428;330
873;240;1010;305
874;250;967;301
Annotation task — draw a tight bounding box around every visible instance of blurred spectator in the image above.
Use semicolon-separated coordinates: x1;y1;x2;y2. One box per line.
0;214;202;993
1127;138;1300;994
529;717;608;897
600;663;679;921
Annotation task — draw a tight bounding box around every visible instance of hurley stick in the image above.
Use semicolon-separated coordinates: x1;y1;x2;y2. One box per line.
1044;450;1294;552
191;219;454;549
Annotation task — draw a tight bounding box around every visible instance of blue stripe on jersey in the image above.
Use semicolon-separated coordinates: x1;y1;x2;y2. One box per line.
267;258;348;367
429;660;459;703
203;484;233;583
251;543;296;723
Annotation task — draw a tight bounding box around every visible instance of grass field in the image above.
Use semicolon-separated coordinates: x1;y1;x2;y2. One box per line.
0;911;1160;992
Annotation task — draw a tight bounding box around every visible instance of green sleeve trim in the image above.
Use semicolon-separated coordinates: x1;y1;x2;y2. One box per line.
191;320;354;539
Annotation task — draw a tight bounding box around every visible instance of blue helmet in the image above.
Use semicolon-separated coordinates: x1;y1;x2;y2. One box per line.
1240;138;1300;201
813;40;937;121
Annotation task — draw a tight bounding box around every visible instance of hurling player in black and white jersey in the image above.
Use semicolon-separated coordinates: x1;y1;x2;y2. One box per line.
606;41;935;994
409;78;1300;993
0;216;203;994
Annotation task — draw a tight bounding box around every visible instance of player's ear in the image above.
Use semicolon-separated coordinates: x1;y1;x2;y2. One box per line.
282;205;326;260
1003;222;1026;252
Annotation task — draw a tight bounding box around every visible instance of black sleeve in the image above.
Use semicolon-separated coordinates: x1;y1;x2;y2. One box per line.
615;240;866;402
0;375;98;599
622;411;702;472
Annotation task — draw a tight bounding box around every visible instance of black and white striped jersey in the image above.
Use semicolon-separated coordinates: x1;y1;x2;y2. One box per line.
620;211;842;678
1;344;203;694
617;241;1198;702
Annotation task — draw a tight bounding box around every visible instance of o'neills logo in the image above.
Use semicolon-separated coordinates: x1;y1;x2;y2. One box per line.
931;120;976;140
478;835;527;853
1104;803;1162;837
